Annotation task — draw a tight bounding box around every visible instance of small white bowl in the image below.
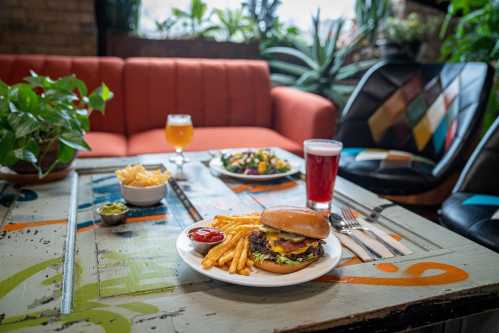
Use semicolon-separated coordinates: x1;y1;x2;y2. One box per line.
187;227;226;254
120;183;167;207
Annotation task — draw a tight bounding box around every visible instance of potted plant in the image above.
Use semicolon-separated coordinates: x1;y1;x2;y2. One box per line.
0;71;113;180
262;10;377;109
377;13;437;61
440;0;498;133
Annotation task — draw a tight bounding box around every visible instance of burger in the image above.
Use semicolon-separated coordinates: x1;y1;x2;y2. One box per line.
249;208;330;274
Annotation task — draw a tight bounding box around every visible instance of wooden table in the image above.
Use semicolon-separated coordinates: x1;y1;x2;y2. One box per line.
1;148;499;333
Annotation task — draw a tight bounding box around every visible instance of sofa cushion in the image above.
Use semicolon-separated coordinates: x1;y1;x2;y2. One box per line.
79;132;128;158
0;54;126;134
127;127;302;156
124;58;272;135
441;192;499;252
339;147;437;195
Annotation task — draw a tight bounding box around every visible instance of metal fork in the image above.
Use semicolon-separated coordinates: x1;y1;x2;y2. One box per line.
329;213;381;260
341;207;403;256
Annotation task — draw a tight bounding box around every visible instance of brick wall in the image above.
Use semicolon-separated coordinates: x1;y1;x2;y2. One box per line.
0;0;97;56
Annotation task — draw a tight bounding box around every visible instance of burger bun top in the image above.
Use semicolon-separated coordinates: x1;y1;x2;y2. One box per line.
260;207;330;239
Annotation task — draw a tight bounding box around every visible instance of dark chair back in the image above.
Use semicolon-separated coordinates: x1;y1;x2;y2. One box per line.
336;61;495;181
453;116;499;195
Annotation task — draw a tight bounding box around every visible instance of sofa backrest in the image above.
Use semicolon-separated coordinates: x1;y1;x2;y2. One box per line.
124;58;272;135
0;55;125;134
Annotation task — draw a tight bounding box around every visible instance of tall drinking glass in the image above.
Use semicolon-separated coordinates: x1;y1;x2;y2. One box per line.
304;139;342;212
165;114;193;170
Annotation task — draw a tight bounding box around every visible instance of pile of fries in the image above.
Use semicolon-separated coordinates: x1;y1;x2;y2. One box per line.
115;164;171;187
201;214;261;276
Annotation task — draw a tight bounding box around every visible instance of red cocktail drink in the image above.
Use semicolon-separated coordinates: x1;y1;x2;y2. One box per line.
304;140;342;211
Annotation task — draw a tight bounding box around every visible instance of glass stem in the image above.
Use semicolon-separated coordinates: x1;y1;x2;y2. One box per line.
176;148;183;164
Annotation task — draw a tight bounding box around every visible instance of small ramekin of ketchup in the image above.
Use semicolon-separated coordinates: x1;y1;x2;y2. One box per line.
187;227;225;254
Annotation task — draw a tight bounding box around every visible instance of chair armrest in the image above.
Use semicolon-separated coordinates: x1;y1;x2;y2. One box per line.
271;87;336;145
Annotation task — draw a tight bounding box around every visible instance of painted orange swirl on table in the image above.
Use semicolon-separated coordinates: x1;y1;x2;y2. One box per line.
231;180;297;193
316;262;469;286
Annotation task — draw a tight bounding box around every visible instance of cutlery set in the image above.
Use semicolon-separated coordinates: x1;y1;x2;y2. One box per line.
330;207;412;261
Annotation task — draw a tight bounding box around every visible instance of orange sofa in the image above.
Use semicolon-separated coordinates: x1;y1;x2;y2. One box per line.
0;55;336;157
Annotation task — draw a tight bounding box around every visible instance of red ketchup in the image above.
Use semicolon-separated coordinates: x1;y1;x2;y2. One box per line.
188;227;224;243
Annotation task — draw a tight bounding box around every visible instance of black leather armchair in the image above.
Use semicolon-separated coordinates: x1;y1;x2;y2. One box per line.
441;116;499;252
336;61;494;205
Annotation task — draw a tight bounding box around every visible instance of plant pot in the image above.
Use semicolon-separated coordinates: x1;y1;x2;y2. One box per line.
9;142;75;175
106;33;261;59
377;40;421;61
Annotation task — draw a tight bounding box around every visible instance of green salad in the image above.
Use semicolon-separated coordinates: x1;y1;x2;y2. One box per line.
221;149;291;175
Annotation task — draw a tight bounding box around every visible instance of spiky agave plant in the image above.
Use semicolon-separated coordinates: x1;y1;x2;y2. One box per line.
262;9;377;107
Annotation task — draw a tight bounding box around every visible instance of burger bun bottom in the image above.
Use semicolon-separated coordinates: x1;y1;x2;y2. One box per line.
254;257;318;274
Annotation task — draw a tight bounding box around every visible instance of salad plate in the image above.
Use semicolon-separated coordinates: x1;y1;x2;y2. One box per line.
209;149;300;181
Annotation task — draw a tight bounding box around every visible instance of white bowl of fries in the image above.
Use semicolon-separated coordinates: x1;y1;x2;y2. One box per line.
115;164;171;207
120;183;166;207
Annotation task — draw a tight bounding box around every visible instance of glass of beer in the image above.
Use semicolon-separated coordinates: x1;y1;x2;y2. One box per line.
304;139;342;212
165;114;193;166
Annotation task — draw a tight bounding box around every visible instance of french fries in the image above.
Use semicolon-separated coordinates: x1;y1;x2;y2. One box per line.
201;213;261;276
115;164;171;187
229;238;245;274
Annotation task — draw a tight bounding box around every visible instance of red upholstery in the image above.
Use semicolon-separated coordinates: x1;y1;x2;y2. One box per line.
0;55;125;133
80;132;127;158
272;86;336;145
124;58;272;134
128;127;303;156
0;55;337;158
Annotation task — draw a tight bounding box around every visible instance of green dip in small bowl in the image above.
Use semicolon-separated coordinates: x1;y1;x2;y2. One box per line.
97;202;129;226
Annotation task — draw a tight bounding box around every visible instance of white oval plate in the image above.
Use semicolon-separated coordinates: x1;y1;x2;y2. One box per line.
208;150;300;181
176;219;342;287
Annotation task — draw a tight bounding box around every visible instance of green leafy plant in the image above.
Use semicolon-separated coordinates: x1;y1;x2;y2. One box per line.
381;13;437;43
242;0;299;47
214;8;255;42
440;0;499;132
440;0;498;66
355;0;390;45
172;0;219;39
0;72;113;177
155;17;176;38
262;10;377;107
243;0;281;40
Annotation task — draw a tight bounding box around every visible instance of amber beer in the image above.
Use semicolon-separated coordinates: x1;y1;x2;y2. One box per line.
165;114;193;150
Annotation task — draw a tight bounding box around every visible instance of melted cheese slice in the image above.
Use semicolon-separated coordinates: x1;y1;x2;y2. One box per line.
267;232;318;255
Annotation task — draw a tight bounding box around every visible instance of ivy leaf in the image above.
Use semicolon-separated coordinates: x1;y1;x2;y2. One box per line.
0;129;16;165
0;80;8;95
25;71;54;90
59;132;91;151
57;141;76;163
88;83;113;113
0;81;8;114
7;112;39;138
14;148;37;164
9;83;40;114
76;109;90;132
54;75;87;96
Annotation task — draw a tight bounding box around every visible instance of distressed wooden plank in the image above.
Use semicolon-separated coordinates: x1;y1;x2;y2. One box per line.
0;178;71;321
